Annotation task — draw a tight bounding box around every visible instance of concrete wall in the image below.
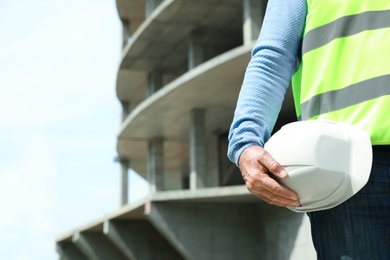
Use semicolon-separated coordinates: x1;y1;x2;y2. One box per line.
57;198;316;260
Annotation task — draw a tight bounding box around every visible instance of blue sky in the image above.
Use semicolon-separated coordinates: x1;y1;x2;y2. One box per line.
0;0;147;259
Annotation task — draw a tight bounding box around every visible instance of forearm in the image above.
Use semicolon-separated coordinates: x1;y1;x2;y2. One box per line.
228;0;306;165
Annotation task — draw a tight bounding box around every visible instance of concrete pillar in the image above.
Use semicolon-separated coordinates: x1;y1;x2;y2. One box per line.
122;20;130;48
243;0;267;45
189;109;206;190
120;159;129;206
147;71;163;97
72;231;128;260
188;31;205;70
56;241;87;260
148;137;164;192
181;160;190;189
104;219;183;260
145;0;163;17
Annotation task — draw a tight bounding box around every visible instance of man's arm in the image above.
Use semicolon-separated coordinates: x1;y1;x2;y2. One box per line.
227;0;306;207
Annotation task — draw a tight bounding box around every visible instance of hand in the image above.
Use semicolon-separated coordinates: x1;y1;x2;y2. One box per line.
239;146;300;207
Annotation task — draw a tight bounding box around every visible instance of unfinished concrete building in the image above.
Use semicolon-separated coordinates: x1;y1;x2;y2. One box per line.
56;0;316;259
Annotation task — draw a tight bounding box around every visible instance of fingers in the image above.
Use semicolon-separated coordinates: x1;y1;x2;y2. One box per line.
239;146;300;207
255;148;288;179
247;173;300;207
244;169;300;207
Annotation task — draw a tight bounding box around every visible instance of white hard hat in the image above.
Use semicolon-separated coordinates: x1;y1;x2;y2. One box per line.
264;120;372;212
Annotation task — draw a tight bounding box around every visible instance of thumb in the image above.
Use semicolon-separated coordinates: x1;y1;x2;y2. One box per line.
260;150;288;179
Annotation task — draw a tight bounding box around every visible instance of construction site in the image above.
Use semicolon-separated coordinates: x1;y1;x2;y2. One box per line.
56;0;316;259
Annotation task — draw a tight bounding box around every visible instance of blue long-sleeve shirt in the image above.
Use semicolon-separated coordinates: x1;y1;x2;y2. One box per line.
228;0;307;165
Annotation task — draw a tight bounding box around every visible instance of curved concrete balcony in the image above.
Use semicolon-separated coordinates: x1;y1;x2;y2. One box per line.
117;45;251;177
117;43;296;178
119;45;253;140
116;0;243;106
116;0;145;33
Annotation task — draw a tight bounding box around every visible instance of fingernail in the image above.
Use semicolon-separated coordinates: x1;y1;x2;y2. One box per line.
279;169;288;179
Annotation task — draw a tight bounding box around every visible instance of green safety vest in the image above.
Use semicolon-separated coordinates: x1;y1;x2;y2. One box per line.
292;0;390;145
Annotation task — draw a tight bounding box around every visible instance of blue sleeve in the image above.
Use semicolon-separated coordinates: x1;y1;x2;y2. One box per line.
227;0;307;165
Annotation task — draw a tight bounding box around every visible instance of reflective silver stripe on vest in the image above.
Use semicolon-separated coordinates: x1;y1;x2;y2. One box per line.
300;75;390;120
303;10;390;55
